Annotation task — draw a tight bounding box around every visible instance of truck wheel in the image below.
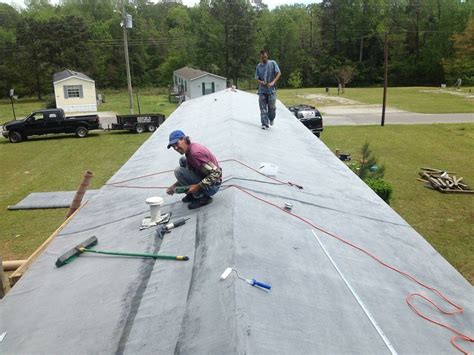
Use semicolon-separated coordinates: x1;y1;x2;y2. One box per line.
75;127;88;138
147;124;156;132
315;131;321;138
9;131;22;143
135;125;145;134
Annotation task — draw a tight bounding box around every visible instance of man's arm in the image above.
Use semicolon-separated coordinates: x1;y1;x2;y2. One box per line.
268;64;281;88
187;161;221;195
199;161;221;188
256;65;266;85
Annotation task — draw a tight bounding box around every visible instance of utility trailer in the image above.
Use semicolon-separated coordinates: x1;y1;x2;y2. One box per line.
111;113;166;133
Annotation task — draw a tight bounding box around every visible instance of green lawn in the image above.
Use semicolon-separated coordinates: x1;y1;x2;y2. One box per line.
278;87;474;113
0;130;151;260
0;90;472;284
0;87;177;125
321;124;474;283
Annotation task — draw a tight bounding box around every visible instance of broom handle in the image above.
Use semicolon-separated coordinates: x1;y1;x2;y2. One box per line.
80;248;188;261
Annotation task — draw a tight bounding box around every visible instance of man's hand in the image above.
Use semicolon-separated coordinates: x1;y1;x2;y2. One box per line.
187;184;201;195
166;183;178;195
267;81;275;88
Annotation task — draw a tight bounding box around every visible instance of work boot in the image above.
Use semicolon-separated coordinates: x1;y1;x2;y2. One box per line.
181;194;196;203
188;196;213;210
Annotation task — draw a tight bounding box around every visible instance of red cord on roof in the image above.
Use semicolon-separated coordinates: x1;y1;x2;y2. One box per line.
102;160;473;354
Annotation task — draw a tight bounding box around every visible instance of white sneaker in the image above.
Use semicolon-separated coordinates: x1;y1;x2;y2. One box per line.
261;125;266;130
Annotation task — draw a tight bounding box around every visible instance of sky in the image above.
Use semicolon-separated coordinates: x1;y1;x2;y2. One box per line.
0;0;317;10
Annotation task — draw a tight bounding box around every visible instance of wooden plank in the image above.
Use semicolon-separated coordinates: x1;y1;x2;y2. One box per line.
421;167;443;172
437;178;447;187
9;201;88;287
442;189;474;194
0;256;5;299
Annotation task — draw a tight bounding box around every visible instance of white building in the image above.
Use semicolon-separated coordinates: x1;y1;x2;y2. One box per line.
173;67;227;101
53;70;97;113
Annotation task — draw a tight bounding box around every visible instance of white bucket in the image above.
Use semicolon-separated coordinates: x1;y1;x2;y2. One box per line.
146;196;164;223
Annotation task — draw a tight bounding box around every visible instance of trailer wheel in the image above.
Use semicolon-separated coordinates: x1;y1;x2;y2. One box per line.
9;131;22;143
75;126;89;138
135;125;145;134
147;124;156;132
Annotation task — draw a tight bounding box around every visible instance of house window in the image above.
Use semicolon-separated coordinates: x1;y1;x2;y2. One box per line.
202;82;215;95
64;85;83;99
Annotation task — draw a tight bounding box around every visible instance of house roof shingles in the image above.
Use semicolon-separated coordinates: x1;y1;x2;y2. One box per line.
53;69;94;83
174;66;226;81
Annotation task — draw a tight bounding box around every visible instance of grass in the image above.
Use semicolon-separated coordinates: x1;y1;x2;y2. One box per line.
0;87;177;125
0;90;177;260
278;86;474;113
320;124;474;283
0;131;152;260
0;89;472;284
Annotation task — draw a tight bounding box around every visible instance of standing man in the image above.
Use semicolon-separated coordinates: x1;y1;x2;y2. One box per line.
255;49;281;129
166;130;222;210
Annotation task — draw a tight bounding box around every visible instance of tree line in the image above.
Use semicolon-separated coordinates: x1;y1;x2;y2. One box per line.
0;0;472;99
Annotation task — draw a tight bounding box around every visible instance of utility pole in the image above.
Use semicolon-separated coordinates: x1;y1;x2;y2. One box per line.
122;0;134;114
9;89;17;120
381;32;388;127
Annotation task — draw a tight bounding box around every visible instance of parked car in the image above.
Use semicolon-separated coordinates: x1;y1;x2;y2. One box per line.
1;109;100;143
111;113;166;133
288;104;324;137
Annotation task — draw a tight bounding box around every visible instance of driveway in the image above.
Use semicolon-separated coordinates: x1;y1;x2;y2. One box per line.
322;105;474;126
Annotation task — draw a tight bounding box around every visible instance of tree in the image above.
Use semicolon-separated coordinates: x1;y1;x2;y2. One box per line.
442;17;474;85
333;64;356;93
288;70;302;88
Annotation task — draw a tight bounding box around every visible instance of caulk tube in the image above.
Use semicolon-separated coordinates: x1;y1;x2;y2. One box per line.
247;278;272;290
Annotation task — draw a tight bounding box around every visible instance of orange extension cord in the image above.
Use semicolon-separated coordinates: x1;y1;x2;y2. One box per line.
107;158;473;354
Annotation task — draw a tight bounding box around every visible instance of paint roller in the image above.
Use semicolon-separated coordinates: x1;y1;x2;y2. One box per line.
220;267;271;290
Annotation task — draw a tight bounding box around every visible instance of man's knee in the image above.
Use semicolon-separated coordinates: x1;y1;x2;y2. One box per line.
174;166;186;181
179;156;186;168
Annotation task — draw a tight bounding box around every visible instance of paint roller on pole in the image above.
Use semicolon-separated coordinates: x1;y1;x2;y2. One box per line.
220;267;271;290
55;236;189;268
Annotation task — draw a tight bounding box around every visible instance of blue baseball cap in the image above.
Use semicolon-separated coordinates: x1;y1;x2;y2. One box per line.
167;130;186;149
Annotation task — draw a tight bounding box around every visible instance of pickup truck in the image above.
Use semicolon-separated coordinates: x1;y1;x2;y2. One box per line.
1;109;100;143
288;104;324;137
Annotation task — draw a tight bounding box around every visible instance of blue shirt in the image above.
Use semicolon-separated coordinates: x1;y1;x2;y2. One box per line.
255;60;280;94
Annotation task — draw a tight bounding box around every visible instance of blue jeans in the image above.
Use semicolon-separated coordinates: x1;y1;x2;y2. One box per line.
259;93;276;126
174;157;220;198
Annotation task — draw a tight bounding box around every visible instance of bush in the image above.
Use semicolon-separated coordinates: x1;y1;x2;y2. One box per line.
44;95;56;109
365;178;393;204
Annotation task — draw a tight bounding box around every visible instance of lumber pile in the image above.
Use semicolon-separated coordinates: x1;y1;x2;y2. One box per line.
417;168;473;194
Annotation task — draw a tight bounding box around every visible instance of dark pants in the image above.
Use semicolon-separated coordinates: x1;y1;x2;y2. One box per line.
259;93;276;126
174;157;220;198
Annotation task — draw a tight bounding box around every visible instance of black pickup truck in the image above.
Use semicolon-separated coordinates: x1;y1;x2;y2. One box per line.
1;109;100;143
288;104;324;137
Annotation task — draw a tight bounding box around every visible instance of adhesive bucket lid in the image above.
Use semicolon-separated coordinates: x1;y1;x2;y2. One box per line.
146;196;164;206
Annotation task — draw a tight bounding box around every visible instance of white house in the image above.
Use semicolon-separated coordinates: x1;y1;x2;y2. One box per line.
173;67;227;101
53;70;97;113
